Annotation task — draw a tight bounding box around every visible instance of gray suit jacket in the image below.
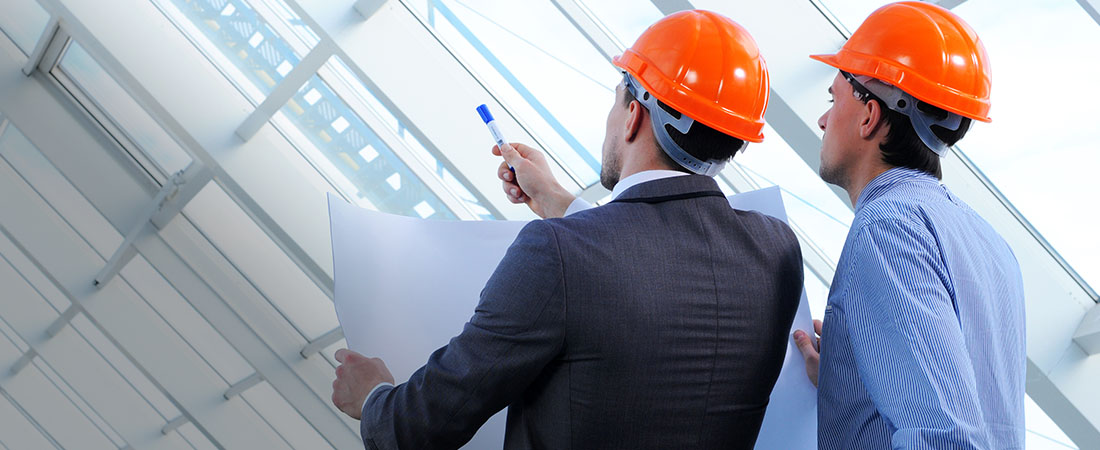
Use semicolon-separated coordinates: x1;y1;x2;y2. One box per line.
361;175;803;449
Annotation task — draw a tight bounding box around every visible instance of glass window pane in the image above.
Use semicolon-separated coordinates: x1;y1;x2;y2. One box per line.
152;0;318;103
732;124;854;262
273;61;457;219
577;0;663;47
408;0;615;186
56;41;193;177
323;57;496;219
0;0;50;55
951;0;1100;291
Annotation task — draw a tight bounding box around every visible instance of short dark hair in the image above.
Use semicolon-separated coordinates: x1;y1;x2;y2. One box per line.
623;88;745;172
843;72;971;180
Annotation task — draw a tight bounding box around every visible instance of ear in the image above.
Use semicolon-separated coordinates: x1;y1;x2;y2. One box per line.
859;99;887;139
623;100;646;142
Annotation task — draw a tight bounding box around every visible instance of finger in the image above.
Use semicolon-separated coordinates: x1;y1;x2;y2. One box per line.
334;348;349;363
498;142;521;168
793;331;819;359
813;319;823;336
491;144;503;157
509;142;537;159
498;161;513;182
502;180;523;198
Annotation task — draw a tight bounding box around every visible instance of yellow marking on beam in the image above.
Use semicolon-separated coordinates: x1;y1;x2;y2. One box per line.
256;70;277;87
319;130;333;143
338;153;360;171
286;99;305;115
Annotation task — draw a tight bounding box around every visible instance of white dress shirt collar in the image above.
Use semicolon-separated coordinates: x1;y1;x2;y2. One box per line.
610;170;690;201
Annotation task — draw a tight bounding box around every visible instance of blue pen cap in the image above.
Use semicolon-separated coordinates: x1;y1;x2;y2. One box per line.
476;104;494;124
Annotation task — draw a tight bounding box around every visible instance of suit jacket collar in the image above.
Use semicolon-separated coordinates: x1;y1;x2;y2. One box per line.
611;174;724;203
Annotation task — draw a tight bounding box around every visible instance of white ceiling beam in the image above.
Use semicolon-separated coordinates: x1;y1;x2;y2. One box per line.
1077;0;1100;27
224;373;265;400
160;415;188;435
235;40;335;141
1074;304;1100;355
0;36;354;448
301;327;344;358
550;0;623;64
934;0;968;9
44;304;79;338
21;17;59;76
292;0;586;220
8;349;37;376
93;162;211;288
37;0;337;303
354;0;388;20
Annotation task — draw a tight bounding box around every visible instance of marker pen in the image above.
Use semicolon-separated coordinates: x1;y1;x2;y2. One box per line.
476;104;515;176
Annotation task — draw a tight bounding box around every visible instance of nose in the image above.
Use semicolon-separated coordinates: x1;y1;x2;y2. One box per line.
817;110;828;132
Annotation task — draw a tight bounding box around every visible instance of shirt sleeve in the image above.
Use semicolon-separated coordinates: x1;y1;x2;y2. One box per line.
359;220;566;450
841;220;990;449
564;197;594;216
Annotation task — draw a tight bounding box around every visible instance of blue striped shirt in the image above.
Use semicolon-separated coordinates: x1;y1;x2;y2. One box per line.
817;168;1026;449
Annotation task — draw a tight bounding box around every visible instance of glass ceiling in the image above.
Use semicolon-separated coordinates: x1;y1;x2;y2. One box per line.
406;0;615;186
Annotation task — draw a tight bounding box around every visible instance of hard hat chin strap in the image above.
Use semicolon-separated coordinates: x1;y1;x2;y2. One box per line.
846;72;965;156
622;73;737;176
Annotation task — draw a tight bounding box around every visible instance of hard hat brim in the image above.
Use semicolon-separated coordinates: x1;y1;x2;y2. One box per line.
809;53;992;123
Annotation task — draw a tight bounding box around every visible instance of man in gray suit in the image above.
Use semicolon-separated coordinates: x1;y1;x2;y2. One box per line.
332;10;803;449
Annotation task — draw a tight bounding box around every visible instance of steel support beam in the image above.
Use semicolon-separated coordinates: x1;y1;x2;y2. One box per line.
235;40;335;141
9;349;37;375
223;372;264;400
301;327;344;358
1078;0;1100;28
550;0;623;64
1074;304;1100;355
93;162;212;288
160;415;188;435
354;0;388;20
935;0;968;8
22;17;60;76
44;304;79;338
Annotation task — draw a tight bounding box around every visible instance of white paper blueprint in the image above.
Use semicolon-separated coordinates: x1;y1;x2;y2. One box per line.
329;185;816;449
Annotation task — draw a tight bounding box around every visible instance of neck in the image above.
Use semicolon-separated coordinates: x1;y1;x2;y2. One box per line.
619;145;685;181
843;163;891;205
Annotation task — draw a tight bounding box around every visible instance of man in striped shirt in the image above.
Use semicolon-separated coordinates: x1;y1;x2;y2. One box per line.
793;3;1026;449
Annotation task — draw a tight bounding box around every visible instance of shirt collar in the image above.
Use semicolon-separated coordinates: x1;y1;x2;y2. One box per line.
854;167;940;212
611;170;690;201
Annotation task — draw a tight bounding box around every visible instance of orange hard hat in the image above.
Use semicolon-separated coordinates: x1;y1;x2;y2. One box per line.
810;1;992;122
613;10;769;143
